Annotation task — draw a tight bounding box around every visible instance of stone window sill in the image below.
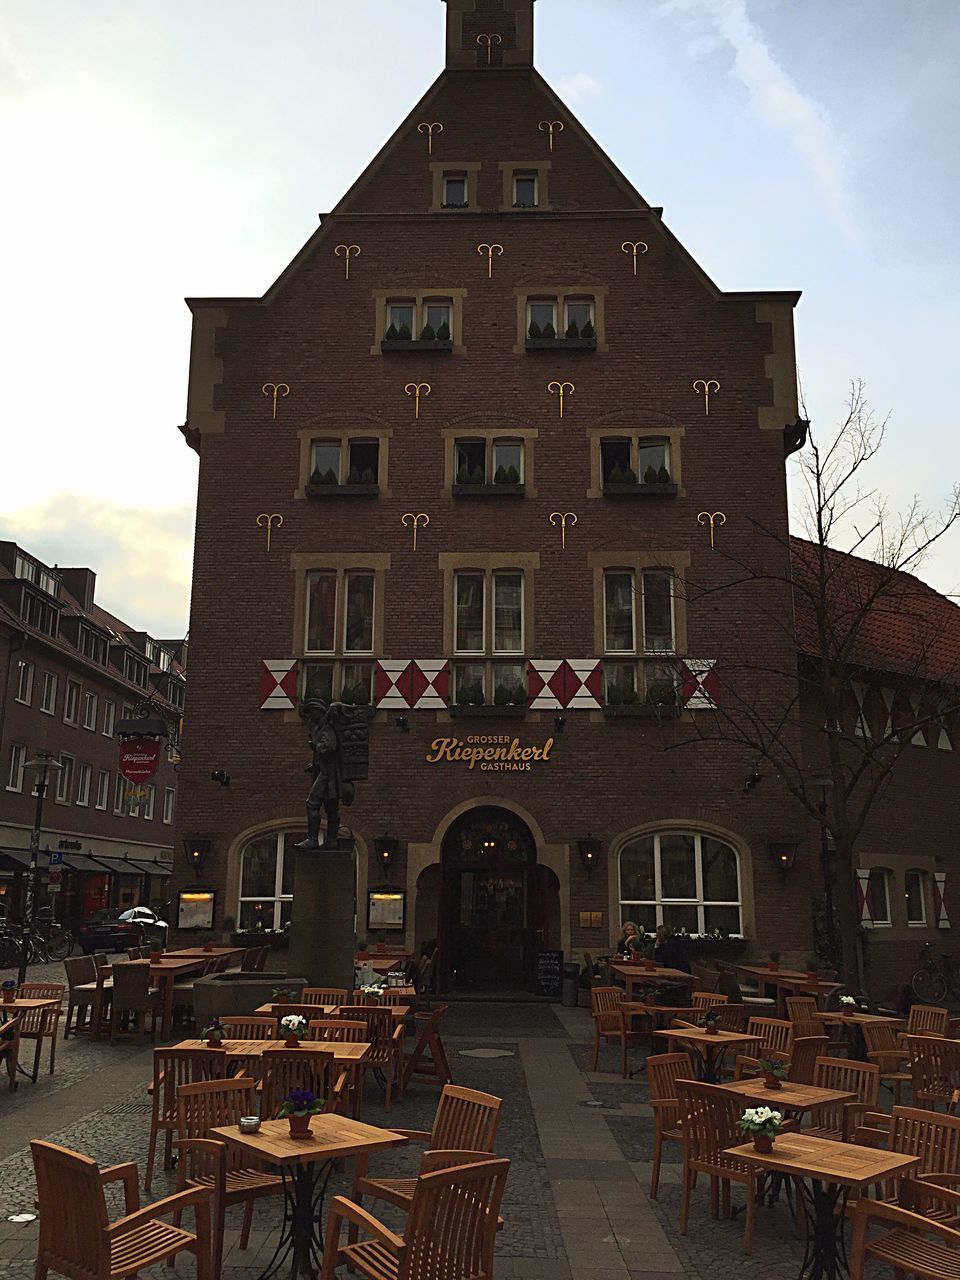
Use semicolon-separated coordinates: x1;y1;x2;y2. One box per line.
452;484;525;498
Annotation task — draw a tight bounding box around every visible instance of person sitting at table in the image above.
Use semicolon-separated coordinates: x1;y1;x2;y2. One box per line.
614;921;641;958
654;925;691;974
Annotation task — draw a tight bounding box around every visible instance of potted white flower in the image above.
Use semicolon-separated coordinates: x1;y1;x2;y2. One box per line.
839;995;857;1007
280;1014;308;1047
361;984;384;1003
738;1105;784;1154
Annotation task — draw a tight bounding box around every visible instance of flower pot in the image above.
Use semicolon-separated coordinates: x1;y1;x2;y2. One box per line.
762;1072;782;1090
806;971;819;983
206;1038;222;1049
276;995;289;1006
358;951;369;961
149;951;162;964
284;1035;300;1049
643;959;656;971
767;962;779;972
1;990;15;1004
753;1134;774;1154
705;1025;719;1036
203;943;214;953
376;943;386;954
288;1114;312;1139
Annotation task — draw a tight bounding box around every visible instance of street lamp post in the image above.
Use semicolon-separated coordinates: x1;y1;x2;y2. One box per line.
18;750;62;987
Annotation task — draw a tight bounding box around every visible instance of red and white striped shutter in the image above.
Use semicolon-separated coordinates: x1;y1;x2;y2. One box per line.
259;659;298;710
933;872;951;929
373;660;449;709
678;659;719;710
856;868;874;927
528;660;602;710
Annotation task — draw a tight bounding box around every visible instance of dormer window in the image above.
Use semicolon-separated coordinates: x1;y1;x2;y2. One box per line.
442;174;468;208
513;173;538;208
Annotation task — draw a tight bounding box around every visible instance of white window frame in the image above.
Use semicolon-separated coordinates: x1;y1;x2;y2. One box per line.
102;701;116;737
868;868;892;927
95;769;110;811
513;172;538;207
342;571;375;655
163;787;176;825
526;298;558;332
64;679;81;725
442;172;468;207
454;571;488;656
603;570;637;654
76;763;91;807
143;784;155;821
905;868;927;927
238;831;297;930
82;690;98;731
492;571;524;655
55;754;74;805
618;830;743;936
113;773;126;815
15;660;34;705
40;671;57;716
6;744;26;793
563;297;594;330
641;569;676;654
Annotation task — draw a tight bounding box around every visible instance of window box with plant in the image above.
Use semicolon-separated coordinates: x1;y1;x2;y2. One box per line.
381;320;453;353
524;317;596;351
452;439;525;498
450;573;527;715
305;439;380;499
601;438;678;496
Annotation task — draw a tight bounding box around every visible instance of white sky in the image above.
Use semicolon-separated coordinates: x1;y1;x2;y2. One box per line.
1;0;958;635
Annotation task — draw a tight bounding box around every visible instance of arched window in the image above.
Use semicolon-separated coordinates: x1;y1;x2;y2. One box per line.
619;830;741;935
237;831;303;930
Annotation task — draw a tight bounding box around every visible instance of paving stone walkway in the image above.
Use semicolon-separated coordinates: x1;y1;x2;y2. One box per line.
0;964;827;1279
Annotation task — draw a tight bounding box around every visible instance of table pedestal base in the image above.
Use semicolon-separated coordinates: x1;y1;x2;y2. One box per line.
257;1159;334;1280
796;1178;851;1280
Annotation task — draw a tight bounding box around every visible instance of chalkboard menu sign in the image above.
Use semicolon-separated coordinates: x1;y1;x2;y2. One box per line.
536;949;563;1000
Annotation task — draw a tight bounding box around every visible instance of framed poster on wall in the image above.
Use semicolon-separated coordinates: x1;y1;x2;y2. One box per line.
367;889;405;932
178;889;216;931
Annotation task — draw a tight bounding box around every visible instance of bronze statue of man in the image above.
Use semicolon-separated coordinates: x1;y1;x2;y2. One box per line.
296;699;369;848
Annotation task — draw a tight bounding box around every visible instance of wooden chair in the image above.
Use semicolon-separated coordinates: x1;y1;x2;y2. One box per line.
717;966;775;1009
590;986;624;1071
648;1052;695;1199
260;1048;346;1118
691;962;720;992
785;995;820;1025
339;1005;405;1108
903;1004;950;1040
786;1035;829;1085
804;1056;880;1141
109;964;160;1043
348;1083;502;1244
732;1017;793;1079
1;1013;21;1091
174;1076;283;1279
63;955;98;1039
353;989;407;1007
862;1020;911;1105
322;1155;510;1280
676;1080;759;1254
240;947;259;971
402;1005;453;1091
850;1196;960;1279
308;1018;368;1042
907;1035;960;1112
692;992;728;1013
143;1046;227;1191
854;1105;960;1223
270;1002;322;1022
302;987;348;1006
715;1004;745;1033
253;945;271;970
31;1139;212;1280
16;983;64;1079
218;1015;278;1039
125;947;142;961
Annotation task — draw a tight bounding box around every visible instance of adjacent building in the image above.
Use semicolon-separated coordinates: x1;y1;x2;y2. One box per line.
0;541;184;928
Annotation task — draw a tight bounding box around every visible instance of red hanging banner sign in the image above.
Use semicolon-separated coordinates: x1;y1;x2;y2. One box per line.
119;737;162;783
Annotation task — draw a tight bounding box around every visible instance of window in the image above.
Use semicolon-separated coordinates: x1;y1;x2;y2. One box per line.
163;787;176;824
15;552;59;597
15;660;33;705
513;173;538;207
526;295;596;341
64;679;81;724
454;438;524;488
76;763;91;807
602;570;678;705
619;831;742;935
304;569;376;703
40;672;57;715
600;437;673;487
79;627;108;665
95;769;109;810
442;173;467;207
124;653;149;688
113;773;126;815
452;570;525;705
868;869;892;926
157;647;172;672
82;691;98;731
527;299;556;336
424;300;451;335
386;300;414;337
143;784;155;820
564;298;594;334
384;297;453;342
309;438;380;488
905;869;927;926
6;744;25;793
238;831;302;930
55;755;74;804
102;700;116;737
20;589;60;636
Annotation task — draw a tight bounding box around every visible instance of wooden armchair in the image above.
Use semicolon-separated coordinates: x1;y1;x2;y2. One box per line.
339;1005;405;1108
590;986;624;1071
677;1080;759;1254
302;987;348;1006
692;992;728;1013
732;1016;793;1079
109;964;160;1044
786;1035;829;1085
805;1056;880;1141
348;1083;501;1246
648;1052;695;1199
907;1034;960;1112
143;1046;227;1191
402;1004;453;1091
902;1004;950;1041
218;1015;278;1039
862;1020;911;1105
17;983;64;1078
308;1018;368;1042
31;1139;211;1280
1;1013;21;1091
260;1048;346;1118
63;955;98;1039
175;1076;283;1279
854;1105;960;1225
322;1155;510;1280
850;1195;959;1279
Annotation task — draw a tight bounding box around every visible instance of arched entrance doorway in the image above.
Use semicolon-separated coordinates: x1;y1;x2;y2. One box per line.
440;805;543;990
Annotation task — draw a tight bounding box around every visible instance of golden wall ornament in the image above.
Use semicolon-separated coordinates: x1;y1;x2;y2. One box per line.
621;240;649;276
538;119;564;152
256;512;283;552
334;244;361;280
401;512;430;551
417;121;444;155
696;510;726;549
548;380;574;419
693;378;720;416
548;511;578;550
477;242;504;279
261;382;289;420
476;32;502;64
404;382;431;419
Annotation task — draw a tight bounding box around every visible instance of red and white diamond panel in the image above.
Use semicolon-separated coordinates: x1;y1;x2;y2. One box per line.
934;872;950;930
259;659;298;710
374;660;450;709
678;659;719;710
528;660;603;710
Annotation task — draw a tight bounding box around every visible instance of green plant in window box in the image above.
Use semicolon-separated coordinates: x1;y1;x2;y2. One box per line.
580;319;595;340
347;466;362;485
504;465;520;483
565;320;580;339
621;465;638;484
456;463;475;486
420;323;436;340
528;321;542;339
436;320;451;341
510;684;528;705
384;322;399;340
360;467;375;483
397;323;412;341
643;465;659;485
542;321;556;339
646;681;677;708
341;682;371;707
494;465;508;485
460;681;485;706
657;464;671;484
607;463;624;484
309;468;323;487
470;465;485;486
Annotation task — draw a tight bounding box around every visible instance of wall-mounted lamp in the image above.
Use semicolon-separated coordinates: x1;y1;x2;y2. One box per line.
183;836;211;877
743;767;763;794
374;836;399;869
210;770;230;787
395;717;410;733
554;715;567;734
578;837;603;877
768;841;798;881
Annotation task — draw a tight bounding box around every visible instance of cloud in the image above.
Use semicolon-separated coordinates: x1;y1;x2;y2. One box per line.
554;71;602;105
660;0;857;240
0;495;193;639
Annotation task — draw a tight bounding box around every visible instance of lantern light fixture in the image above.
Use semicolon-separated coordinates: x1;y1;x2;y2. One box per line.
578;837;603;877
183;836;211;877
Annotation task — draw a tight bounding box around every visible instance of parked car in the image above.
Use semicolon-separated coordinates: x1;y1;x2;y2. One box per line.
77;908;167;955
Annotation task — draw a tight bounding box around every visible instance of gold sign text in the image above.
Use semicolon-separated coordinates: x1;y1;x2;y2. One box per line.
425;735;555;772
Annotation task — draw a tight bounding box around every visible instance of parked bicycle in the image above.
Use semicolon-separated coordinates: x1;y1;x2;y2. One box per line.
911;940;960;1004
0;916;76;968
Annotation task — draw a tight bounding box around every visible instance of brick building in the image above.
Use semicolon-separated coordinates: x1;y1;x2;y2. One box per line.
0;541;184;929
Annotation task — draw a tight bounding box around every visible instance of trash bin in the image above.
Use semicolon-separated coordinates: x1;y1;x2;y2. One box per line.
562;962;580;1007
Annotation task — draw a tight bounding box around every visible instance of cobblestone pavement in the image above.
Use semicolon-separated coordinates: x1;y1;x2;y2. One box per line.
0;966;880;1279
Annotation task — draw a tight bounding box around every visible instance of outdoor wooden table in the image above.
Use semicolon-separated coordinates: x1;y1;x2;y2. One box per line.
719;1078;856;1118
609;963;696;998
360;955;410;975
655;1027;764;1084
175;1038;370;1068
162;945;245;961
0;997;57;1014
211;1113;407;1279
95;957;205;1041
727;1133;919;1279
1;998;58;1083
735;965;841;1015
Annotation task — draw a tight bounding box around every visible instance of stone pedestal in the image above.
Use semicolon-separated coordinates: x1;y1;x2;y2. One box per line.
287;836;356;991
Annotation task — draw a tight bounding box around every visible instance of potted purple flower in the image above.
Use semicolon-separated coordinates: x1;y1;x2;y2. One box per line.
1;979;16;1005
203;1018;225;1048
278;1088;324;1138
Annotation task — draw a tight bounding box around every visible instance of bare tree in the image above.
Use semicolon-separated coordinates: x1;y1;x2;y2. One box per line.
677;381;960;990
